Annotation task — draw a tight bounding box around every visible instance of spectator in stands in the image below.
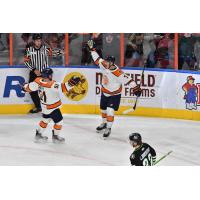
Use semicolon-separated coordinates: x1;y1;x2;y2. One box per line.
81;34;93;65
178;33;196;70
44;33;65;66
81;33;102;65
125;33;144;67
69;33;79;43
143;33;162;68
68;33;83;65
103;33;120;65
124;33;169;68
0;33;8;51
68;33;103;66
12;34;33;65
21;33;33;48
0;33;9;65
193;35;200;70
143;33;173;69
155;33;172;68
168;33;175;68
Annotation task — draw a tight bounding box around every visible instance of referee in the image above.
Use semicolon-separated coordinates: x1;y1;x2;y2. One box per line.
24;33;62;113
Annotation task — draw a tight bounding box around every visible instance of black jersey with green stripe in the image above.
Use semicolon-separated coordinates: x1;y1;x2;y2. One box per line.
130;143;156;166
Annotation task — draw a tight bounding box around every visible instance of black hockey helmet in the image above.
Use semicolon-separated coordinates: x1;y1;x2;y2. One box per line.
105;55;115;64
129;133;142;144
41;68;53;79
32;33;42;40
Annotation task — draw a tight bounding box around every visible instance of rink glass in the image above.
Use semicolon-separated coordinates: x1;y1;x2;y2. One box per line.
0;33;9;65
69;33;120;66
124;33;174;69
2;33;200;70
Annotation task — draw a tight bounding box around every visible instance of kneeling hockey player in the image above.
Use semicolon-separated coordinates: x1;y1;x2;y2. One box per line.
87;40;142;138
22;68;80;143
129;133;156;166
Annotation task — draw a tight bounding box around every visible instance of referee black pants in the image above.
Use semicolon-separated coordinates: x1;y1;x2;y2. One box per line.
29;71;41;109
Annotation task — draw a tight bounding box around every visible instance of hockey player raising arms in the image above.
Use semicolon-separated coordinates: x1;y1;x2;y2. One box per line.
87;40;142;138
22;68;80;143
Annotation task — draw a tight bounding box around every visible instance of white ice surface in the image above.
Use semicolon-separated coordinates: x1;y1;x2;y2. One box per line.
0;114;199;166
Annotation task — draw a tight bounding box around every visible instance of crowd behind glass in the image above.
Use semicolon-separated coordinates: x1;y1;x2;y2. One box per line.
0;33;199;70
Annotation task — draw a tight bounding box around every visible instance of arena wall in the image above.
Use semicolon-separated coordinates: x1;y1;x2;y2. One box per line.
0;66;200;121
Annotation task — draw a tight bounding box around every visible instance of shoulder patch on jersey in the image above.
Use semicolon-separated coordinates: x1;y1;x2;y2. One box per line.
111;68;123;77
34;78;55;88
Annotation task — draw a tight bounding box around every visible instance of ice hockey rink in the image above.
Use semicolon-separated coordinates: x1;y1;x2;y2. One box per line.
0;114;199;166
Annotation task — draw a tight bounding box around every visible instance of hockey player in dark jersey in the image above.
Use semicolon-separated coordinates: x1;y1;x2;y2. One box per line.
129;133;156;166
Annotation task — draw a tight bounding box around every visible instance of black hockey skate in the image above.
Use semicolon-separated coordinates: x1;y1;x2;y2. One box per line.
52;131;65;143
35;130;48;143
103;128;111;139
96;123;107;133
29;107;42;114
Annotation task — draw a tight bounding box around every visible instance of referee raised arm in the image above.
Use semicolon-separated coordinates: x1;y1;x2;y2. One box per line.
24;33;56;113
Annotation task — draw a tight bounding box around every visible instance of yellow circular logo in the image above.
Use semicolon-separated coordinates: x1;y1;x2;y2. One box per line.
63;72;88;101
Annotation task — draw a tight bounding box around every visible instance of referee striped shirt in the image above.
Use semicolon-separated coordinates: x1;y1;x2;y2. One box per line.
24;45;52;72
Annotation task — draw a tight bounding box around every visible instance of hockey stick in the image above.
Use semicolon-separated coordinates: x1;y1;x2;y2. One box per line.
154;150;173;165
123;63;146;114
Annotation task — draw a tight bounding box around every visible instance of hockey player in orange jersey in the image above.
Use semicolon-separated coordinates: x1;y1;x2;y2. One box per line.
22;68;80;143
87;40;142;139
